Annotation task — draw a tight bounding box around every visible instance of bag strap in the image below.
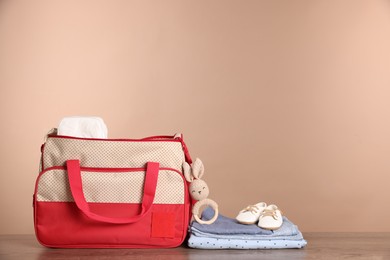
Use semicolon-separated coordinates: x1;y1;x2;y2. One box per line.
66;160;159;224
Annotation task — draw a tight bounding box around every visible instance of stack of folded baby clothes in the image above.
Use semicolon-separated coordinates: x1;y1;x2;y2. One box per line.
188;208;307;249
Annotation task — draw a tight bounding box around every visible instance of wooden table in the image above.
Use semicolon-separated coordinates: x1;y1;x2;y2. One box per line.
0;233;389;259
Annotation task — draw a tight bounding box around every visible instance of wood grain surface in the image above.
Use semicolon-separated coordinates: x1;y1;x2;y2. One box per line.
0;233;389;260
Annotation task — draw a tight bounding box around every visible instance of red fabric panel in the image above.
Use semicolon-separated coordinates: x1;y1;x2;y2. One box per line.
151;212;176;238
34;202;189;248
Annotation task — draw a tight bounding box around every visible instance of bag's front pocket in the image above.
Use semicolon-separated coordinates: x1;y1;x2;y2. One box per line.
34;162;189;248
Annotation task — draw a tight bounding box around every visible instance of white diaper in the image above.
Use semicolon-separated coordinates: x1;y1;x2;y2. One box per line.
57;116;108;138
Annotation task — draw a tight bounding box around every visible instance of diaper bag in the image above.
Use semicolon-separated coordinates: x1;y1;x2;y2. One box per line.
33;133;192;248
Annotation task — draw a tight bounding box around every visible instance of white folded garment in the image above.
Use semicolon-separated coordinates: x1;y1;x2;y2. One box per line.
57;116;108;138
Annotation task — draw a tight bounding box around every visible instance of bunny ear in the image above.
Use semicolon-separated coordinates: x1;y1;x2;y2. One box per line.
183;162;193;182
192;158;205;179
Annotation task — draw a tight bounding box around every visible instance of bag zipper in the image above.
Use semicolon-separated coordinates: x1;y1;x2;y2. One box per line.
43;132;193;164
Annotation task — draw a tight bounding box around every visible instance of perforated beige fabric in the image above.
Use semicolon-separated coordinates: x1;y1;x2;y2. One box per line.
37;168;185;204
42;137;185;171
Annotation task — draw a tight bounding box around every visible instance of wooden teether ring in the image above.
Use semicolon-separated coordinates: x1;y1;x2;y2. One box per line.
192;198;219;225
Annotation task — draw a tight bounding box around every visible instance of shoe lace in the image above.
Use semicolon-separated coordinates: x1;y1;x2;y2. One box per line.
243;205;260;214
261;208;281;220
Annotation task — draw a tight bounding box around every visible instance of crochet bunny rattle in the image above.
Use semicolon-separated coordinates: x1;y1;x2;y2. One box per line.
183;158;218;225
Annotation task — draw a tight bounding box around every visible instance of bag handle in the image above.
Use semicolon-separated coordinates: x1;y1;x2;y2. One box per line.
66;160;159;224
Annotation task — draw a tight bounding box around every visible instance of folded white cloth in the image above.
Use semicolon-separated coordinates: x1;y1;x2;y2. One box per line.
57;116;108;138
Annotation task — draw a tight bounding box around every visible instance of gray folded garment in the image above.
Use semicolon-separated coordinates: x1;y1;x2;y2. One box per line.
191;208;300;237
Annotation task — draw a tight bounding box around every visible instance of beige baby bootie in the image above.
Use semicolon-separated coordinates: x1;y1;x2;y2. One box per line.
236;202;267;225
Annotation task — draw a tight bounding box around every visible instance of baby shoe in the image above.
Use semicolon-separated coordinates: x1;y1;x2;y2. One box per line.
236;202;267;224
258;204;283;230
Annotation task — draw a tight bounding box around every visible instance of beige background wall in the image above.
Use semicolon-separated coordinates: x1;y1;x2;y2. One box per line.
1;0;390;234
